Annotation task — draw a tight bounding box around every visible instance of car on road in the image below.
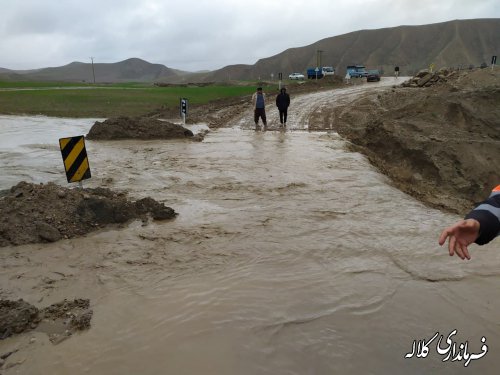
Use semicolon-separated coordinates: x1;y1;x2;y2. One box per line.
346;65;367;78
289;73;305;80
366;70;381;82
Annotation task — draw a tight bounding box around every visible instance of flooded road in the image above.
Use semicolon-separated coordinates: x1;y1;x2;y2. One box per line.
1;79;500;374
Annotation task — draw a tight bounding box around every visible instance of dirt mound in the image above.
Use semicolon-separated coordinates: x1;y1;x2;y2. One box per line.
0;181;177;247
402;67;457;87
0;300;38;339
402;66;497;89
1;298;92;343
324;68;500;213
86;116;194;140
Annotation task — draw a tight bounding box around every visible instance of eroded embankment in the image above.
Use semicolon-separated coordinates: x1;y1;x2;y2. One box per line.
314;68;500;214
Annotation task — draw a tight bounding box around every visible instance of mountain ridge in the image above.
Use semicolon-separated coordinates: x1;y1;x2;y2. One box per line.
0;58;181;83
1;18;498;83
205;18;500;81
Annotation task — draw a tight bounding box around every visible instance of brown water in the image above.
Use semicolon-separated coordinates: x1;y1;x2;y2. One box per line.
1;79;499;374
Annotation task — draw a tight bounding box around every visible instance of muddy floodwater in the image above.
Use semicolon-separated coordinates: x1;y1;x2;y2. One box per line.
1;80;500;374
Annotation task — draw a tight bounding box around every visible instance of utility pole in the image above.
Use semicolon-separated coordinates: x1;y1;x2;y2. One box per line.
90;57;96;83
316;50;324;68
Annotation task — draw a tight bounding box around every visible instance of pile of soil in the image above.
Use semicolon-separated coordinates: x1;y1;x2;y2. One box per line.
0;298;92;343
320;68;500;213
401;67;457;87
86;116;194;140
0;181;177;247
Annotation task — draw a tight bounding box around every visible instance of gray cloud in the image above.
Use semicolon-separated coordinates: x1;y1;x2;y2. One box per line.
0;0;498;71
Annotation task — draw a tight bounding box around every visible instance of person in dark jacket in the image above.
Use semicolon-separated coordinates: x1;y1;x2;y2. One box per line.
252;87;267;130
439;185;500;260
275;87;290;127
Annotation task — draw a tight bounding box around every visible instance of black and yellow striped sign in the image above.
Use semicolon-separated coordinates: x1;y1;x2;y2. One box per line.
59;136;91;183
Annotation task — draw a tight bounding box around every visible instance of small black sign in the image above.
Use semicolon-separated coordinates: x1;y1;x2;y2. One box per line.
492;56;497;65
180;98;188;116
278;72;282;80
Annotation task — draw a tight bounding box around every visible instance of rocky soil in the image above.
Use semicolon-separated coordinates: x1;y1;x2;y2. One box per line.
0;181;177;247
1;298;92;343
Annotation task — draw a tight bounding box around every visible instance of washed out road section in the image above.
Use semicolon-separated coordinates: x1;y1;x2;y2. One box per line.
0;80;499;374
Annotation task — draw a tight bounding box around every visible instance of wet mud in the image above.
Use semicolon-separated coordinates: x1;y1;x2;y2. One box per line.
0;181;176;247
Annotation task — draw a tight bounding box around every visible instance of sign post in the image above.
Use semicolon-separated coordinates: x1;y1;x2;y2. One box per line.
59;135;91;187
278;72;282;90
315;67;319;80
492;55;497;71
180;98;188;125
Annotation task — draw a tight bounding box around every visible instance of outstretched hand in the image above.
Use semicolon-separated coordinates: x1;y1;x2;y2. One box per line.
438;219;480;260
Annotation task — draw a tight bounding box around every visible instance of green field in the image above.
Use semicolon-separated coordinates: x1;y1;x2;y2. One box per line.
0;82;273;118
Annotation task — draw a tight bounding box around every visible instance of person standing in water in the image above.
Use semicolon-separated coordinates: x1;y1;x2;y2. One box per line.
275;87;290;128
252;87;267;130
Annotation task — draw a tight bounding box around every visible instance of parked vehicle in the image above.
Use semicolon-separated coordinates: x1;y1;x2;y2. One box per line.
288;72;305;80
346;65;367;78
366;70;381;82
306;66;335;79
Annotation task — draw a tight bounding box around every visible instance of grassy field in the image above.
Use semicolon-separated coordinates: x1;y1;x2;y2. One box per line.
0;82;274;118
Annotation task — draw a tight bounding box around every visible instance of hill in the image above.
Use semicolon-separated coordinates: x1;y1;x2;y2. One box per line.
0;58;181;83
204;18;500;81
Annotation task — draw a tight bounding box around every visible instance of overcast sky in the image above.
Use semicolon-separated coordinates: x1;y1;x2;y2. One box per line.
1;0;499;71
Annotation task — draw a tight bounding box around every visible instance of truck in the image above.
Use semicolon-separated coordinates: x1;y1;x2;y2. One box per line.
306;66;335;79
346;65;367;78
